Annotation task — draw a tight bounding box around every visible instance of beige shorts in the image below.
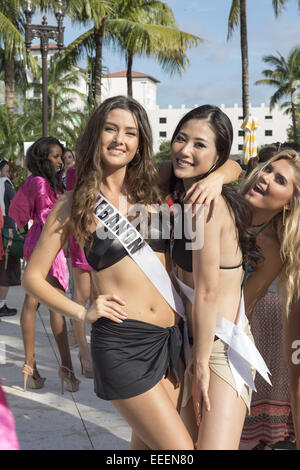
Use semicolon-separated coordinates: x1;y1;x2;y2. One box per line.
182;323;256;415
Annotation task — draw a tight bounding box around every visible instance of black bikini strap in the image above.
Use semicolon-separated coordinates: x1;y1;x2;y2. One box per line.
219;262;243;270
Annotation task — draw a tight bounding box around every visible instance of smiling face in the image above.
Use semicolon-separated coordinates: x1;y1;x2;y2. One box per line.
246;158;296;213
100;108;139;172
48;144;63;173
171;118;218;180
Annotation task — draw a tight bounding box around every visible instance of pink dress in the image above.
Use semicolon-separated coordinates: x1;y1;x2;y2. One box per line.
8;175;68;291
66;166;92;272
0;381;19;450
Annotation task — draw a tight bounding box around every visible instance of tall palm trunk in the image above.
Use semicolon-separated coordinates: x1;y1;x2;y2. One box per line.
4;57;15;114
291;96;297;142
240;0;249;119
50;94;55;122
94;20;105;108
126;53;133;97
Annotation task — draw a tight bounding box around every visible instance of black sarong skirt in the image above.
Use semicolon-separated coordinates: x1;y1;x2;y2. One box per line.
91;318;183;401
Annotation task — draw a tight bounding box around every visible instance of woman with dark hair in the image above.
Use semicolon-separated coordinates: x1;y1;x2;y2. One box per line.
20;96;195;449
169;105;269;449
0;159;20;317
9;137;80;393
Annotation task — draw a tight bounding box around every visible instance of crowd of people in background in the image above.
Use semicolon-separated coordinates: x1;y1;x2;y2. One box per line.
1;95;300;451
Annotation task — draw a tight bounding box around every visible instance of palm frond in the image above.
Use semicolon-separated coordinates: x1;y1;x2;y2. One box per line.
272;0;287;17
227;0;240;40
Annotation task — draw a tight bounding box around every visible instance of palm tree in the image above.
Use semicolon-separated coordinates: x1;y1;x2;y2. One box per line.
66;0;200;106
108;1;200;97
227;0;249;119
22;96;86;148
27;54;86;122
0;0;37;113
272;0;300;16
0;104;25;160
255;48;300;142
22;52;87;146
227;0;300;120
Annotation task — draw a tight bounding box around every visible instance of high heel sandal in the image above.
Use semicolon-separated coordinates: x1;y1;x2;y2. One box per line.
22;363;46;392
58;366;80;394
78;354;94;379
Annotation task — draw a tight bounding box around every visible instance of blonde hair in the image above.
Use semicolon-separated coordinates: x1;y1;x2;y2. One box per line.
240;149;300;314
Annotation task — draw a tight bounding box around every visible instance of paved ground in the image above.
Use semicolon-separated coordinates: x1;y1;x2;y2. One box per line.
1;285;296;451
0;285;131;450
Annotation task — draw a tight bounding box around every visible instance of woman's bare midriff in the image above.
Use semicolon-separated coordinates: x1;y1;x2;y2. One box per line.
91;252;180;328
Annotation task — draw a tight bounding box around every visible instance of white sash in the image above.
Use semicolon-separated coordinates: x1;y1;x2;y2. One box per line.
93;194;190;363
175;275;272;395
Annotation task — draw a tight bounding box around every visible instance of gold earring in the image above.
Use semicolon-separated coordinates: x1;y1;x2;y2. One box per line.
282;207;286;226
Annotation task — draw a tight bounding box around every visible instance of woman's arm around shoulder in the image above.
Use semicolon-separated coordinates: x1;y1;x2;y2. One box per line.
184;160;242;219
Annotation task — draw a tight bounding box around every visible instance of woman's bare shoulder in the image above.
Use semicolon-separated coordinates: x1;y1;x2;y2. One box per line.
212;195;229;224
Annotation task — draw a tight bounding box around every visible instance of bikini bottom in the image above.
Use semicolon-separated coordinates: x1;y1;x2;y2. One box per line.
182;323;256;415
91;317;183;401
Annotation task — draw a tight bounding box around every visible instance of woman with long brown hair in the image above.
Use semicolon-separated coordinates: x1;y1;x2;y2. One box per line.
21;96;196;449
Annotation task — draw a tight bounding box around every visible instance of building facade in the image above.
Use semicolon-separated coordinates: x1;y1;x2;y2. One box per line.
102;71;291;155
1;41;291;156
26;43;87;113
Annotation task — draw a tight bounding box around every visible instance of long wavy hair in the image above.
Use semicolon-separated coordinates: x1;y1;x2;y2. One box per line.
71;95;163;247
240;149;300;313
26;137;64;196
170;104;261;268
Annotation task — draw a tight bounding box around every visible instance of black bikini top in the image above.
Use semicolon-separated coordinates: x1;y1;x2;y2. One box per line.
85;215;169;271
172;215;243;273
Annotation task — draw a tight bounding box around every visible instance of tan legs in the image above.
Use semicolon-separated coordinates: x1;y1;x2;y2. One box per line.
180;397;198;446
71;268;93;377
113;372;194;450
181;371;247;450
196;371;247;449
20;293;39;367
21;276;74;371
71;269;91;355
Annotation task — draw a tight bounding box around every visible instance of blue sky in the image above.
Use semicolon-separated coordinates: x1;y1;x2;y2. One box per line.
33;0;300;109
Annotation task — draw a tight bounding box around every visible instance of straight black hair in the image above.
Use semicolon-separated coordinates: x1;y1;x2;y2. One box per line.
170;104;261;268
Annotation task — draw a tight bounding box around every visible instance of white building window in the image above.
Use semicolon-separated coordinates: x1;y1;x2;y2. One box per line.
159;131;167;138
159;117;167;124
265;130;273;136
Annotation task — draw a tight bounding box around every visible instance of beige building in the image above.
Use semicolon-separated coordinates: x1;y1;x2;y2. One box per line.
6;42;291;155
101;71;292;155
